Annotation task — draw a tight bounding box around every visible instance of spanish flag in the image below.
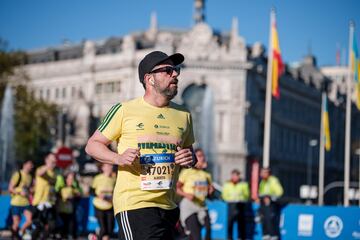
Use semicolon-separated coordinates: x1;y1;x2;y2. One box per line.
271;20;284;99
323;95;331;151
351;34;360;109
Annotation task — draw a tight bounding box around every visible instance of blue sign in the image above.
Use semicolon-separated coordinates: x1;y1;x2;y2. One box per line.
281;204;360;240
0;195;359;239
206;200;228;239
206;201;360;240
206;201;263;240
0;195;11;229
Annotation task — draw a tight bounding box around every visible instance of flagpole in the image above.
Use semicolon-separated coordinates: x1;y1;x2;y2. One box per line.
318;92;326;205
262;8;275;168
344;21;354;207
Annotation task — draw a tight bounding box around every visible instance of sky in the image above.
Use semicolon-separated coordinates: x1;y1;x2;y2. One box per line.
0;0;359;67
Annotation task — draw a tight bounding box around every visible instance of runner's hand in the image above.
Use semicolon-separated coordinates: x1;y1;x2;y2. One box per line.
99;193;105;200
175;147;195;167
116;148;140;166
185;193;194;201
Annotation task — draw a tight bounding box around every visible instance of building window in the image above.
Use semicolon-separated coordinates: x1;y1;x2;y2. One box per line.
55;88;59;99
78;87;83;98
46;89;50;100
260;89;265;102
217;111;224;142
96;83;102;94
71;86;76;98
62;88;66;98
110;82;115;93
104;82;114;93
259;121;264;147
283;130;288;153
115;81;121;92
296;133;301;154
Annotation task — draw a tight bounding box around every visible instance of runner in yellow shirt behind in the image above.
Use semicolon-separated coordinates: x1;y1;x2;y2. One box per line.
31;153;58;239
8;160;34;239
91;163;116;240
57;170;81;239
177;148;214;240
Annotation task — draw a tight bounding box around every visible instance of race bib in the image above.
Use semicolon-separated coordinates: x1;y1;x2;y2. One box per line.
140;153;175;190
194;180;208;198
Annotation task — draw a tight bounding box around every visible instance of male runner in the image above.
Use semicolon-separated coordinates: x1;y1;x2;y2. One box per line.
86;51;196;240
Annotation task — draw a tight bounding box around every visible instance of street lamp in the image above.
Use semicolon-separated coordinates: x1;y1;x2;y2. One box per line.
306;139;318;204
307;139;318;186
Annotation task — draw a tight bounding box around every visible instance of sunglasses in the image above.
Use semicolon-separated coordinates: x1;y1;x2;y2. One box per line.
149;66;181;76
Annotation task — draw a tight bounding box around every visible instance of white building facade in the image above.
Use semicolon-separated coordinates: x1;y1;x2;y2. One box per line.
23;16;252;183
18;10;359;202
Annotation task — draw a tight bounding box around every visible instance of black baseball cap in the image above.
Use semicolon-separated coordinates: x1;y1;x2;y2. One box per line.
138;51;184;85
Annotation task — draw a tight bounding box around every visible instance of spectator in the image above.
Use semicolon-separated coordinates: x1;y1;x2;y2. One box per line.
257;168;283;240
222;169;249;240
57;170;81;239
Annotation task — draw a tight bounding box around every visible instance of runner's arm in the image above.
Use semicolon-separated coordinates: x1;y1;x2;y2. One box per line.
86;130;122;165
8;173;19;195
176;181;194;201
86;130;139;166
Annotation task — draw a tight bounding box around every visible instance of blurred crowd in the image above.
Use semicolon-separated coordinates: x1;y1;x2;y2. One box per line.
6;153;116;240
4;149;284;240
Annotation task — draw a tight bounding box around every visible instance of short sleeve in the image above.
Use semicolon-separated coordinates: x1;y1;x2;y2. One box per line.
98;103;123;141
178;169;188;184
91;175;99;189
182;113;195;147
10;172;20;186
206;172;212;185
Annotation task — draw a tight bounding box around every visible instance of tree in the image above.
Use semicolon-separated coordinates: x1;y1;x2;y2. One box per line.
0;39;27;98
0;39;58;165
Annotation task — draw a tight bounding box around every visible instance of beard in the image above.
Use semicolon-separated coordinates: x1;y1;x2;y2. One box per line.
162;86;178;100
155;78;178;100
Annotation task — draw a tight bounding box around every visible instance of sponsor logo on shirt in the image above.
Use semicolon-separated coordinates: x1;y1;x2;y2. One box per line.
154;124;170;129
136;123;144;130
157;114;165;119
138;142;177;151
156;132;170;136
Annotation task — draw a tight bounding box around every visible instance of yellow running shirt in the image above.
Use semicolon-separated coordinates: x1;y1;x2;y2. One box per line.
10;170;32;206
178;168;212;206
32;167;57;206
58;186;79;214
98;97;194;214
92;173;116;210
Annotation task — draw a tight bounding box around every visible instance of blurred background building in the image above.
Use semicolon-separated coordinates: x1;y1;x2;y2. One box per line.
14;0;360;204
